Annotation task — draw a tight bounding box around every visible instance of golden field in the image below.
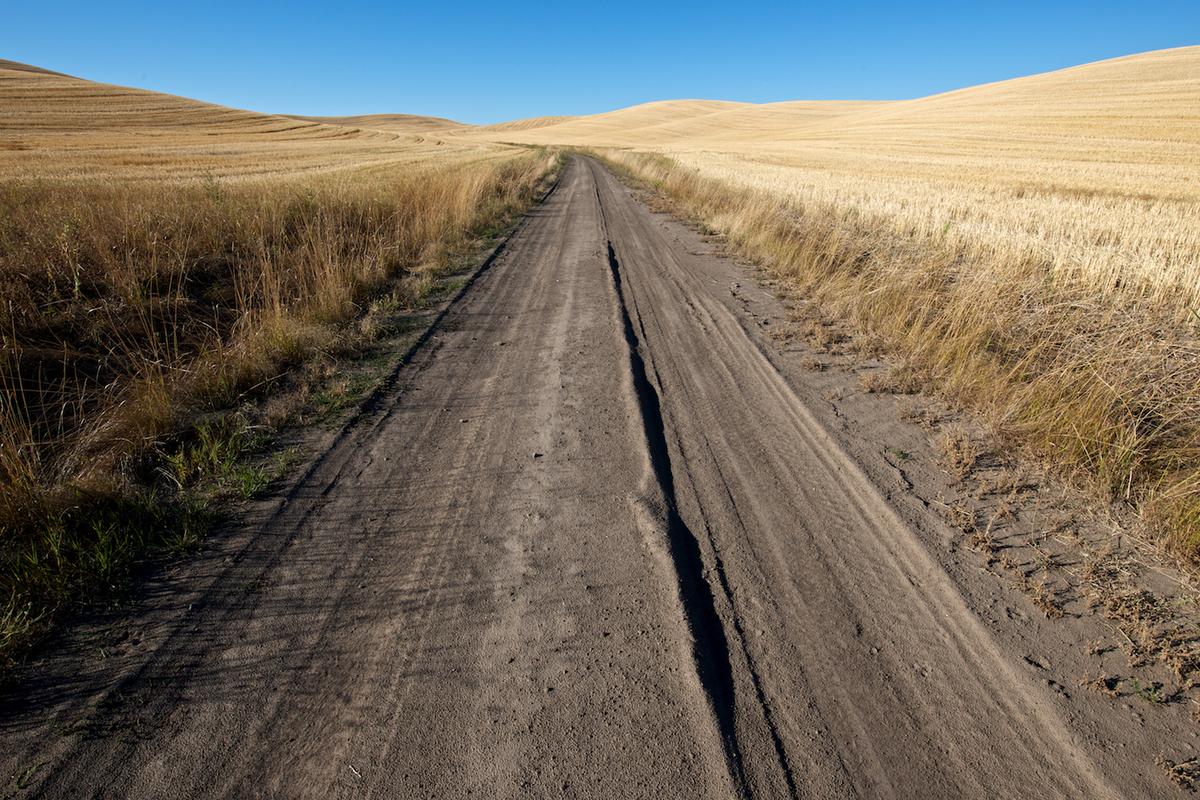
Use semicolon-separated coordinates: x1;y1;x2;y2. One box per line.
474;47;1200;554
0;59;556;656
0;58;497;181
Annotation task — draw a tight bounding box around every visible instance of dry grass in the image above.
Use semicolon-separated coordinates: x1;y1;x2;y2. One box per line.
936;429;983;482
1158;754;1200;790
479;47;1200;560
0;60;558;663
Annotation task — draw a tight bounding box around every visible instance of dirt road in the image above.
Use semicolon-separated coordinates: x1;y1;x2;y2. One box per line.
0;157;1180;797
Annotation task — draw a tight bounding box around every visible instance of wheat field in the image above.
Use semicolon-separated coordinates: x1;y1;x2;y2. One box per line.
0;58;508;182
472;46;1200;554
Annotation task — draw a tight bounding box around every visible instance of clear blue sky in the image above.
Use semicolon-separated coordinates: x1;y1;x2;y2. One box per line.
4;1;1197;124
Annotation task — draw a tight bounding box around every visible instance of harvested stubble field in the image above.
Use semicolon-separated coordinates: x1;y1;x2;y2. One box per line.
0;59;557;658
485;46;1200;558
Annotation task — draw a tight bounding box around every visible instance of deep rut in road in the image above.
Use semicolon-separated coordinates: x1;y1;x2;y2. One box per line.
604;222;796;798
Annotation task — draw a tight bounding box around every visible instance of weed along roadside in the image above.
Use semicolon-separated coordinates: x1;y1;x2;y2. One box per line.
0;151;562;668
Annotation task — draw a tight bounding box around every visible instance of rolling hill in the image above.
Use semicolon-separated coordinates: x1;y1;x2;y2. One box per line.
288;113;467;134
0;60;505;180
482;47;1200;170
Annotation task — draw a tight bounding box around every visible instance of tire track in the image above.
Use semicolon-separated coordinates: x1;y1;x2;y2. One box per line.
601;194;797;796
